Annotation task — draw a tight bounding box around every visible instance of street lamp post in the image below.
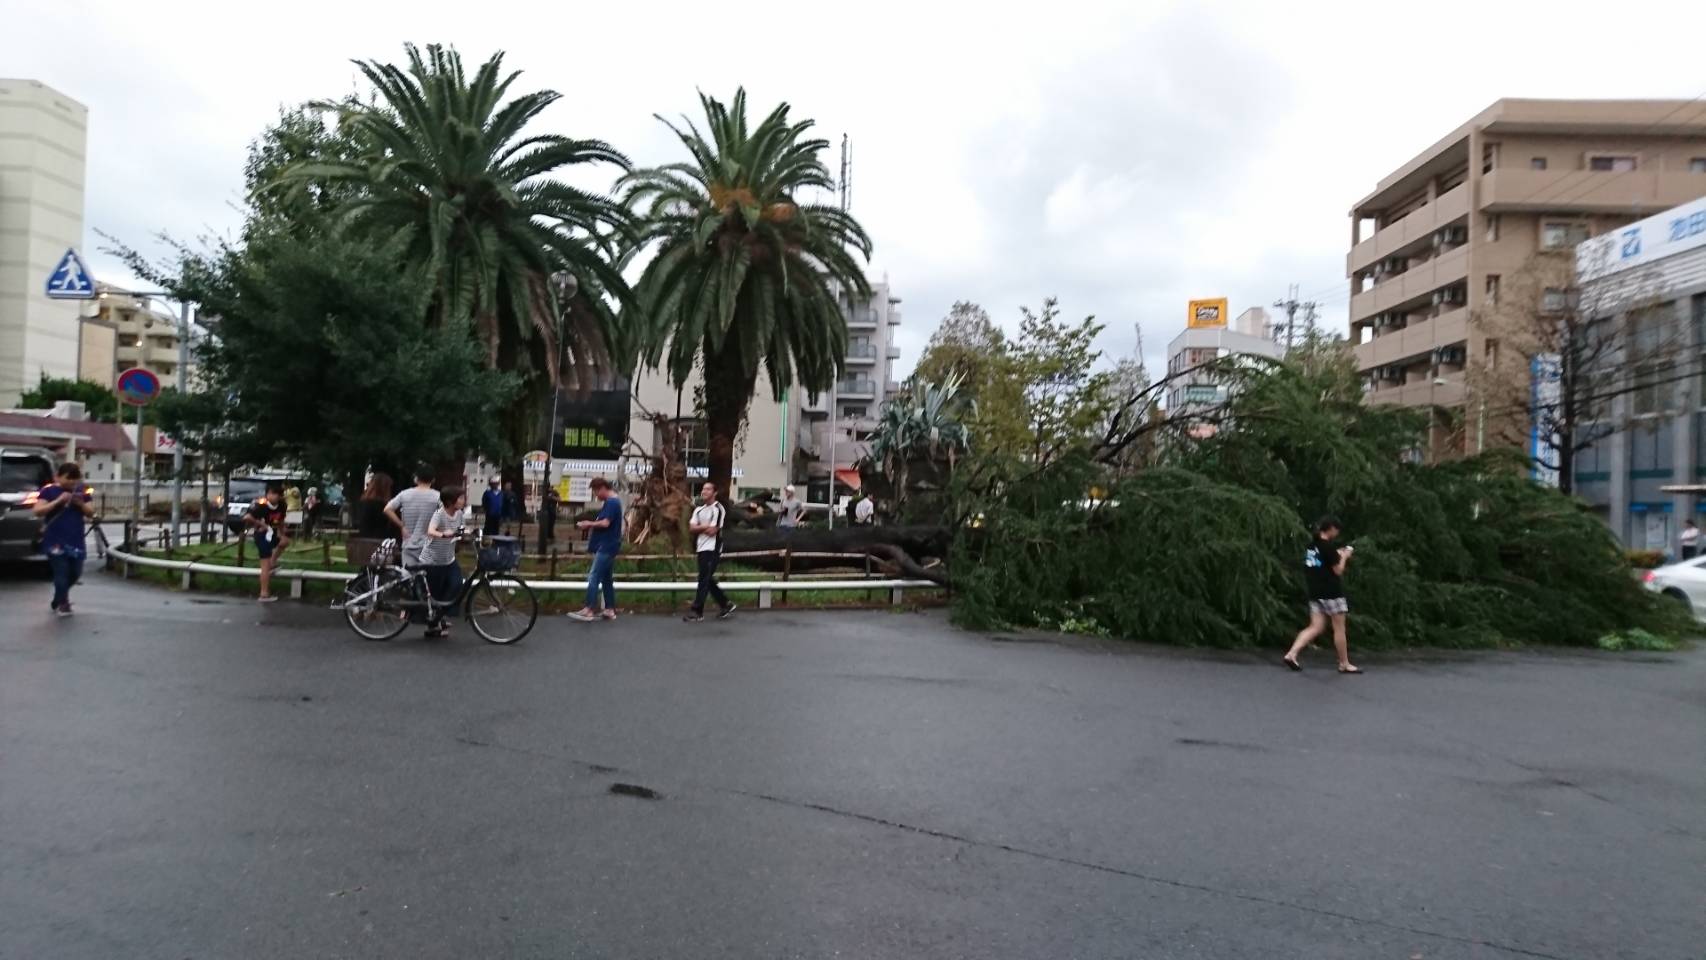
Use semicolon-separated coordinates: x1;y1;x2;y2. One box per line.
134;293;194;547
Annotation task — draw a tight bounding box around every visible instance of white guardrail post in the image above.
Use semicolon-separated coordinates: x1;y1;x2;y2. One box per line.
103;545;938;605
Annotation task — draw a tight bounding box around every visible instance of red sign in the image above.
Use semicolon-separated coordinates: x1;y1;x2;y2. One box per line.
116;368;161;406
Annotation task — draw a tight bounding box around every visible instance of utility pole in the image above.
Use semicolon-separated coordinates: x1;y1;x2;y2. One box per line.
826;134;852;530
1272;285;1319;352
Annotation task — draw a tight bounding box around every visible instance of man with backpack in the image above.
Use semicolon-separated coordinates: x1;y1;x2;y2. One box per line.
684;481;736;622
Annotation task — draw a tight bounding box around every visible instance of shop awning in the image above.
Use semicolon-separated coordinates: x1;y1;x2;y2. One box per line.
834;468;862;491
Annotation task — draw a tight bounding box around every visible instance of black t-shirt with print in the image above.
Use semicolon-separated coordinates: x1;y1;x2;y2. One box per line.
1304;536;1345;600
248;499;286;540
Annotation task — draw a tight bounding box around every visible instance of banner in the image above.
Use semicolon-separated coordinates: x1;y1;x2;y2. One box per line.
1529;354;1562;488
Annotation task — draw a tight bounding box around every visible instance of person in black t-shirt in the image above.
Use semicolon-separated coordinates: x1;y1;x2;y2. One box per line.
1283;516;1360;674
246;484;290;603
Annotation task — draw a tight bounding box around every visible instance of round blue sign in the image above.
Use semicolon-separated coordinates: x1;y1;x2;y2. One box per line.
117;368;161;406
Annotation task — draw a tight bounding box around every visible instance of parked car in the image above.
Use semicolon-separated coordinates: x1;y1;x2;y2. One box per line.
219;477;271;533
1641;556;1706;622
0;446;59;562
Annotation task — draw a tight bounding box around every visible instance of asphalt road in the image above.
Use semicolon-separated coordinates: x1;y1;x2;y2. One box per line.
2;571;1702;959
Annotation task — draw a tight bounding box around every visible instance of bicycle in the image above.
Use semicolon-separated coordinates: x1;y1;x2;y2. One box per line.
339;532;537;644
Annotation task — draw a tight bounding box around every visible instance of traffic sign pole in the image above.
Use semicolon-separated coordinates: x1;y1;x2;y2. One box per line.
133;402;144;530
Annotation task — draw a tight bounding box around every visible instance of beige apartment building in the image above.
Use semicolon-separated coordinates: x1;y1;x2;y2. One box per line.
0;79;88;405
1349;98;1706;453
75;283;193;388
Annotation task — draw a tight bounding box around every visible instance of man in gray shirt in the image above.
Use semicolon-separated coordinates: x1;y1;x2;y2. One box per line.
384;463;442;566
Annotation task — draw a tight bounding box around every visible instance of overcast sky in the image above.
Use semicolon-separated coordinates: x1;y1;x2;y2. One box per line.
7;0;1705;377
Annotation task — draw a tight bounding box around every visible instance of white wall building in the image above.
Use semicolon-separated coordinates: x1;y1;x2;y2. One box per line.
1165;306;1284;413
0;79;87;405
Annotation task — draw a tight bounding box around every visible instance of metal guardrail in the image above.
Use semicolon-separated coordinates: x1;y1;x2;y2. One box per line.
104;545;941;608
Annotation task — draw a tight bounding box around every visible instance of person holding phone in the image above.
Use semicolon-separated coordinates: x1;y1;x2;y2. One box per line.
1283;516;1359;674
247;484;290;603
34;462;94;617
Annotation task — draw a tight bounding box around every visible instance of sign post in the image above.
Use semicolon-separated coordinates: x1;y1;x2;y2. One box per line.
117;368;162;528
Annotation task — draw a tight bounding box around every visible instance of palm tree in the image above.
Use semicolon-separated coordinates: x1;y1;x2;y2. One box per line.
866;375;971;513
282;43;633;441
624;89;872;499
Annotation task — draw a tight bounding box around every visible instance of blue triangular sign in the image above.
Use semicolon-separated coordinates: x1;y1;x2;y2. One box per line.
44;248;97;300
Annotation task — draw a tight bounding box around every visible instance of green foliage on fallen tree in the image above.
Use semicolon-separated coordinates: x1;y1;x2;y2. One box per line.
951;349;1693;649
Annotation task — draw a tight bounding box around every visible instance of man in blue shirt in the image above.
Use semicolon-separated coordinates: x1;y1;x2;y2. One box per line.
568;477;622;622
34;462;94;617
481;477;504;535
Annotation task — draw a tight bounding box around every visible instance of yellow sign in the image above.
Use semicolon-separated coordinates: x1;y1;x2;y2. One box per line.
1187;298;1229;329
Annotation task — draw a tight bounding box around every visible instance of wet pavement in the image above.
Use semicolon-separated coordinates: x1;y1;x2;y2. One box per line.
3;570;1702;959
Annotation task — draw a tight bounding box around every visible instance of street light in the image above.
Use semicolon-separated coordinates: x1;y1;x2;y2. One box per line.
134;292;194;547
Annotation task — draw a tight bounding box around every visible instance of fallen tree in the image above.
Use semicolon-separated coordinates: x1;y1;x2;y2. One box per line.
720;524;951;586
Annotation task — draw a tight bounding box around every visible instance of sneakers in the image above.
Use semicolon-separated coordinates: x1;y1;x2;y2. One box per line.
53;604;72;618
566;610;597;622
257;595;279;604
682;613;704;622
717;604;737;620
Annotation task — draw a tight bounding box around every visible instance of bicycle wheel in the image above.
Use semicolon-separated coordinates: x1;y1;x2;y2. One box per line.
343;568;410;641
465;575;537;644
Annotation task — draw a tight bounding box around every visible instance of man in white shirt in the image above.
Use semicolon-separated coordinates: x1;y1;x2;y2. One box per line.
777;485;803;529
685;481;735;622
1683;519;1700;560
854;494;875;525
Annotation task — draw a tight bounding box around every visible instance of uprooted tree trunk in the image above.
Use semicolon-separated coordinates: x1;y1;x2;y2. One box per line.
721;524;952;587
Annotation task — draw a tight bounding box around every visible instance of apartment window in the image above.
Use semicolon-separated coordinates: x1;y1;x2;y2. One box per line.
1540;221;1591;250
842;405;868;419
1482;144;1499;174
1631;305;1676;416
117;361;136;372
1484;214;1500;242
1694;295;1706;407
117;334;140;347
1690;158;1706;173
1588;155;1637;172
1485;275;1501;306
1541;288;1571;314
1530;157;1548;170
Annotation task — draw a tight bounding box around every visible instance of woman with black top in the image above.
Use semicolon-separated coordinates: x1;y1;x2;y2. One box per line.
354;472;395;539
1283;516;1360;674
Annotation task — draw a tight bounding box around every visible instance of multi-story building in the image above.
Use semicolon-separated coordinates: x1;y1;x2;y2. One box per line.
1569;196;1706;551
1165;306;1283;413
1348;98;1706;454
0;79;88;405
623;278;905;505
75;283;194;388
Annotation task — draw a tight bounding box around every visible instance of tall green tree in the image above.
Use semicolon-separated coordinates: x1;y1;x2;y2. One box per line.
623;89;872;497
282;43;634;444
17;375;120;423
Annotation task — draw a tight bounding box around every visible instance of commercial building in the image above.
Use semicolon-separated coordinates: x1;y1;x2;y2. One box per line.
1165;305;1283;413
0;79;88;405
1568;195;1706;551
1348;98;1706;454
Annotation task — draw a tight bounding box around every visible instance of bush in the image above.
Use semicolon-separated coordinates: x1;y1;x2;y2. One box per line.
1626;549;1667;569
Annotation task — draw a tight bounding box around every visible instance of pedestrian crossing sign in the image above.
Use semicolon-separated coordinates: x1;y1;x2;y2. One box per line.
44;248;97;299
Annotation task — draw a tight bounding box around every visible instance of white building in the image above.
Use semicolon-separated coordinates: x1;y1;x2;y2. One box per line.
1165;306;1284;412
626;278;906;503
0;79;87;405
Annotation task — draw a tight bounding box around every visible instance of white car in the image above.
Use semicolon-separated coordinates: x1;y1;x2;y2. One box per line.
1642;556;1706;621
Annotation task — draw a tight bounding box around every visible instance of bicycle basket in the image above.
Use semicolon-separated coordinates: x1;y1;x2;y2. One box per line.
359;538;398;569
479;536;521;572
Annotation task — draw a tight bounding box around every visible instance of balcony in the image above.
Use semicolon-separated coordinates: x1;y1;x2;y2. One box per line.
1348;183;1470;274
1350;244;1469;322
1479;167;1706;214
888;310;902;326
846;342;877;364
886;344;901;360
847;308;878;330
1353;307;1469;372
836;378;877;399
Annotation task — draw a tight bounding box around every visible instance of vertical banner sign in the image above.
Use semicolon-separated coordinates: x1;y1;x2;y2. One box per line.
1187;298;1229;329
1529;354;1562;488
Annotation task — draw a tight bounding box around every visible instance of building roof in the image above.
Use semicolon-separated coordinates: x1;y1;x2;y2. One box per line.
1353;98;1706;213
0;411;134;453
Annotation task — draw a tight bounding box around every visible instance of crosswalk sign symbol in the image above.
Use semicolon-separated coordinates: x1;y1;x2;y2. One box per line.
44;248;97;300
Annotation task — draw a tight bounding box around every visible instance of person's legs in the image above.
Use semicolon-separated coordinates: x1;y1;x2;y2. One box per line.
691;551;714;615
48;551;73;610
257;548;274;599
599;554;617;612
1285;610;1327;662
1330;612;1356;670
64;551;84;609
584;552;606;610
705;552;730;612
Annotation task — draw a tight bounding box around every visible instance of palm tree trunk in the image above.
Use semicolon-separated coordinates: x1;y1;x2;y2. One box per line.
702;347;759;502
